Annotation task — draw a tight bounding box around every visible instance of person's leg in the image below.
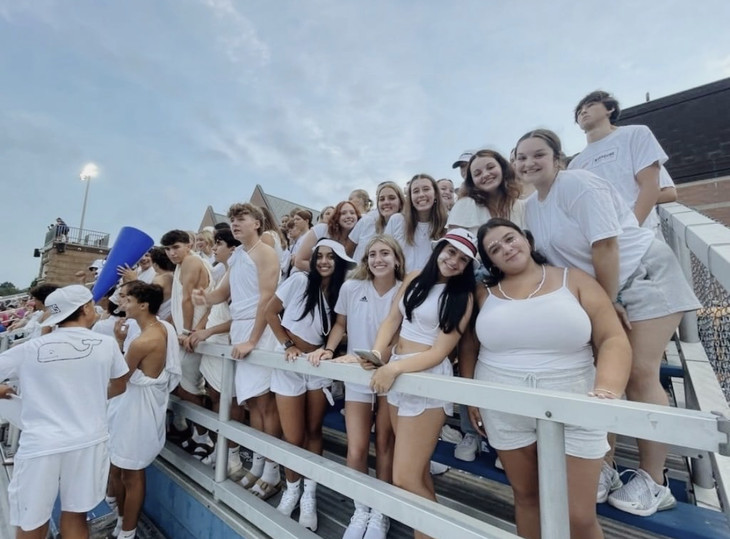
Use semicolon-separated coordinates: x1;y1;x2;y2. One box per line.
59;512;89;539
304;389;329;456
374;396;394;483
567;456;604;539
497;444;540;539
391;408;444;539
120;469;146;532
275;393;306;483
625;313;682;482
345;401;374;474
249;391;282;438
15;522;49;539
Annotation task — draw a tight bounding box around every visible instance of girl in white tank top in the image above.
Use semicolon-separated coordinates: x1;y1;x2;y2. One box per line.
463;218;631;538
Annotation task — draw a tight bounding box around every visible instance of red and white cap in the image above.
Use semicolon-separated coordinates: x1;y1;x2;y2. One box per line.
432;228;479;261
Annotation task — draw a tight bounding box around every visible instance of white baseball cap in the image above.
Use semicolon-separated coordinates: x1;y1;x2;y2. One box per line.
432;228;479;261
315;238;357;265
41;285;93;327
89;259;105;270
452;150;475;169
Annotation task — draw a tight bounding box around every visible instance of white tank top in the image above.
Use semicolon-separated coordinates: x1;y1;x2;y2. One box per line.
398;283;445;346
476;269;593;371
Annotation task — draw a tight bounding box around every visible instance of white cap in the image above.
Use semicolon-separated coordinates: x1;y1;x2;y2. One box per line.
452;150;475;169
89;259;105;270
315;238;357;265
41;285;93;327
432;228;479;261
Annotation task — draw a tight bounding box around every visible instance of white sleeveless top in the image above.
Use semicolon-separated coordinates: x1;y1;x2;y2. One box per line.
476;269;593;371
229;246;270;321
398;283;445;346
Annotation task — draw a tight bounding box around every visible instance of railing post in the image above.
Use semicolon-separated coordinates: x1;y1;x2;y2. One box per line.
663;211;700;343
213;357;236;487
536;419;570;539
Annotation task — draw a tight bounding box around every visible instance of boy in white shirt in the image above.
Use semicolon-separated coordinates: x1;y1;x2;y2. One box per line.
0;285;128;538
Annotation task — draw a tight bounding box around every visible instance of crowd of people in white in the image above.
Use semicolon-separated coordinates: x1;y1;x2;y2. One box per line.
0;90;702;539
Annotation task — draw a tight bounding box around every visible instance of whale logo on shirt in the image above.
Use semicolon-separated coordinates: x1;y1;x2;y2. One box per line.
37;339;103;363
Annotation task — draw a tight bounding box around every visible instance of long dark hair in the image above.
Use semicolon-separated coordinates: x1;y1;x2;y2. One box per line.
463;149;521;218
477;218;549;286
403;241;475;334
296;245;350;338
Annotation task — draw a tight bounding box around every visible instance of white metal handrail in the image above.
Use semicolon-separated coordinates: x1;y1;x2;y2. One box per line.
177;341;730;539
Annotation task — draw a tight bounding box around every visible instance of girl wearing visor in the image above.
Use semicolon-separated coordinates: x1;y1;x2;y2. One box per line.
366;228;476;539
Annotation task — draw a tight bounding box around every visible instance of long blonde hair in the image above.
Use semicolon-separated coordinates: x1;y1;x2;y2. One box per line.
349;234;406;282
375;181;405;234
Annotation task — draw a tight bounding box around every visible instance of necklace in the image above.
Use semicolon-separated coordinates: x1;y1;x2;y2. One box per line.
245;239;262;254
498;265;546;300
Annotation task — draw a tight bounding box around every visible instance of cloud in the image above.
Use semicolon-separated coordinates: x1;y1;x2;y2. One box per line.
202;0;270;67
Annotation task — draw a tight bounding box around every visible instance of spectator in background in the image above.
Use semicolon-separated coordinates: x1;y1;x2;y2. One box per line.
318;206;335;224
349;189;374;216
437;179;456;211
55;217;69;242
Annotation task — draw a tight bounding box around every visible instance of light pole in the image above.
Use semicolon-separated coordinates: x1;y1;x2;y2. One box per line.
79;163;99;241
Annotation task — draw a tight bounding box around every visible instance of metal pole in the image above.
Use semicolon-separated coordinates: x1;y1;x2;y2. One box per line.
214;357;235;487
536;419;571;539
79;177;91;242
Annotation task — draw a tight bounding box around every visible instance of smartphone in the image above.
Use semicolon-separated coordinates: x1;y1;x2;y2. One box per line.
353;349;384;366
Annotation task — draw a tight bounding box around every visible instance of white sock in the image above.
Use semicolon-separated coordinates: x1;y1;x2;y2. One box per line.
192;427;211;445
118;528;136;539
286;478;301;492
172;414;188;431
250;453;265;477
105;495;117;511
228;447;241;460
261;461;280;484
111;516;123;537
302;478;317;495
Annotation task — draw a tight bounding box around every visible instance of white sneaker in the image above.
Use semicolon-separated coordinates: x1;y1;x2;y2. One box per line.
363;510;390;539
299;490;318;531
342;506;370;539
439;425;463;444
454;432;479;462
276;485;301;517
494;456;503;470
596;460;622;503
608;468;677;516
429;460;450;475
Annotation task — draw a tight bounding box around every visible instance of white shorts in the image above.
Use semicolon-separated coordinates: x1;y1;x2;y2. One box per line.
475;362;609;459
231;320;279;403
271;368;332;397
200;333;234;396
621;240;701;322
386;350;454;417
345;381;376;404
179;346;205;396
9;443;109;531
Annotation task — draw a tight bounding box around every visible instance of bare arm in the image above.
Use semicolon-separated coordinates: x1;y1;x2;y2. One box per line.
633;162;661;225
591;237;629;328
573;269;631;397
309;313;347;365
657;186;677;204
372;274;415;356
197;270;231;306
231;246;280;359
294;229;318;272
458;286;486;380
179;258;206;333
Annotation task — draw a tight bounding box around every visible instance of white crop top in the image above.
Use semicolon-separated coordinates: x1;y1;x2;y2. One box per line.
476;269;593;371
398;283;445;346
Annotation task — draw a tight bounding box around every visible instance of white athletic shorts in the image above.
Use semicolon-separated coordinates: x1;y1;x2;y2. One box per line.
200;333;235;396
232;320;278;403
179;346;205;396
475;362;609;459
386;350;454;417
9;442;109;531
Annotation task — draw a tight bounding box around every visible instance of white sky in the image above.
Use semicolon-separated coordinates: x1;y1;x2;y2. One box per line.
2;0;729;287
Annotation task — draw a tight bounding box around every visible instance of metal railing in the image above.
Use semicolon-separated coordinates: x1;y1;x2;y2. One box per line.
171;339;730;539
43;225;110;248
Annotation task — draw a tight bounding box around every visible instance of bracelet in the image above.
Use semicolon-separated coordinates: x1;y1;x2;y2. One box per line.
614;292;624;307
324;347;335;356
592;387;619;398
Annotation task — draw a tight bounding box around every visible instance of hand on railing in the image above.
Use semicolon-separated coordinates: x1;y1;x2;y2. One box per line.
370;363;398;393
588;387;620;399
231;341;256;359
307;347;333;366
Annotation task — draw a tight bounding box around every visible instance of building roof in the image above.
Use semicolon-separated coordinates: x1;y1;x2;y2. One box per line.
250;184;320;225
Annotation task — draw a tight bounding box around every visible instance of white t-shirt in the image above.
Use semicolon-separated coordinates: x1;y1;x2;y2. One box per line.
384;213;433;273
525;169;654;286
334;279;400;352
348;213;378;264
276;272;328;346
568;125;667;229
0;327;128;458
446;197;526;235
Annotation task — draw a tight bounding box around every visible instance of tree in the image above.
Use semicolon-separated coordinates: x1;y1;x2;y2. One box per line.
0;282;20;297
